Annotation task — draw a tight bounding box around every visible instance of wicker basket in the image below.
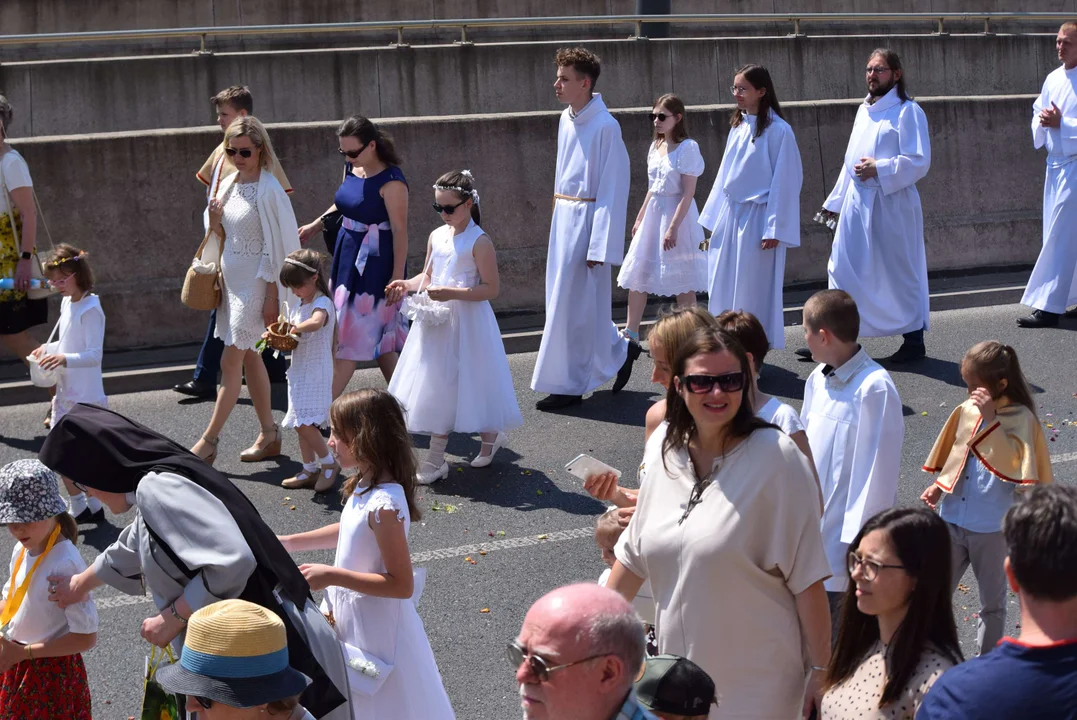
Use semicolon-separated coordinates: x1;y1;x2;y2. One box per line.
266;321;298;351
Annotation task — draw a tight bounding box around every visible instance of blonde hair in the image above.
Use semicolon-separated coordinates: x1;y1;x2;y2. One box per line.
224;115;279;171
648;306;719;361
594;507;622;549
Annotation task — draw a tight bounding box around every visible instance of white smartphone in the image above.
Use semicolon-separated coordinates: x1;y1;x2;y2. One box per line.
565;453;622;482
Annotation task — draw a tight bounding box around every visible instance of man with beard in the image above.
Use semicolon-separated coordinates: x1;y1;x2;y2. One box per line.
805;49;931;363
1017;22;1077;328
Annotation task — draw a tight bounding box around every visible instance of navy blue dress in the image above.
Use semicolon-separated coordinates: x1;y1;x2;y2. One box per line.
330;165;409;361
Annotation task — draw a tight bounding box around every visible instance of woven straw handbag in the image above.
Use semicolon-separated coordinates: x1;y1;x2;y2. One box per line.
180;229;222;311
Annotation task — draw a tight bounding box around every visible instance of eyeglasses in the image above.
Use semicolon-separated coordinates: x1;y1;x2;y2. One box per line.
507;640;609;682
338;147;363;159
72;481;89;493
730;85;750;96
223;147;254;158
847;551;905;581
679;372;745;394
865;66;892;76
649;112;670;122
195;696;213;709
432;200;468;215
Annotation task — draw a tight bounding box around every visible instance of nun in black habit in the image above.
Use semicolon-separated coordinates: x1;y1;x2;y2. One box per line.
38;404;350;719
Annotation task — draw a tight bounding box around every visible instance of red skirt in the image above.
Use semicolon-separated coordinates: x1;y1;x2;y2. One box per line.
0;654;91;719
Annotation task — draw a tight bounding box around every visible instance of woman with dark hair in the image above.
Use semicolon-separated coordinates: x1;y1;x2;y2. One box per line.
37;404;350;720
821;507;962;719
299;115;410;393
699;64;803;351
606;327;832;718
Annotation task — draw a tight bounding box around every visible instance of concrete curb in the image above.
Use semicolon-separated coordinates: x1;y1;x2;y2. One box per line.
0;281;1027;408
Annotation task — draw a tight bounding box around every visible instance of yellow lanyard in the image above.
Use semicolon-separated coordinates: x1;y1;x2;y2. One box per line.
0;524;62;627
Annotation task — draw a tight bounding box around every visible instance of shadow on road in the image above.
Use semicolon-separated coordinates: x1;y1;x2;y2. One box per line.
0;432;45;455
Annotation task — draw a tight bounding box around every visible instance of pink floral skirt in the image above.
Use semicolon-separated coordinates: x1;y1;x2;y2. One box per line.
334;286;409;362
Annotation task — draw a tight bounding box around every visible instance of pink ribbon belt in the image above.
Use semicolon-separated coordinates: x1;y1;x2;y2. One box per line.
342;218;391;275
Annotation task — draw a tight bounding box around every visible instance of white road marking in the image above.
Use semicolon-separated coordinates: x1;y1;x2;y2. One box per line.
1051;451;1077;465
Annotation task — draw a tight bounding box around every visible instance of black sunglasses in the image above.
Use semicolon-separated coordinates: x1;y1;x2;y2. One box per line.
72;481;89;493
649;112;670;122
679;372;745;394
223;147;254;159
195;696;213;709
338;147;362;159
432;200;468;215
507;640;608;683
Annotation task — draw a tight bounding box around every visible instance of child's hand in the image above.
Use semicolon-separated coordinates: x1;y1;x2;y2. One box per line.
920;484;943;510
0;638;19;673
583;471;620;502
299;563;337;592
385;280;409;305
970;387;997;424
615;506;636;528
38;353;67;371
426;286;451;301
29;345;45;359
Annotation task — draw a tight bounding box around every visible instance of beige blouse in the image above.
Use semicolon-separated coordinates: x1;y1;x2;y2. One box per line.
820;640;955;719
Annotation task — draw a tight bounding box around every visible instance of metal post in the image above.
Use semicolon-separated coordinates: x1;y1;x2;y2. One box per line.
194;33;212;55
791;17;805;37
454;24;472;45
636;0;670;39
391;26;410;48
983;17;993;35
935;17;948;36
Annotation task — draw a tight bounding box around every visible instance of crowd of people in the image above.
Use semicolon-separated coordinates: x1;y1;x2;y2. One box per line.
0;19;1075;720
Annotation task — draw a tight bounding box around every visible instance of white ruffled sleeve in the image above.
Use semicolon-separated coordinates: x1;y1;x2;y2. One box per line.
365;486;408;524
676;139;706;177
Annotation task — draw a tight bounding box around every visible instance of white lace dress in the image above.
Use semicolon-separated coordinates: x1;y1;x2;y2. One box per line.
617;139;709;296
324;483;455;719
216;181;275;351
282;294;335;428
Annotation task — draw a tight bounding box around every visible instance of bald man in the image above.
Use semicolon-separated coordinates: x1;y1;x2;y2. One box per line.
511;583;656;720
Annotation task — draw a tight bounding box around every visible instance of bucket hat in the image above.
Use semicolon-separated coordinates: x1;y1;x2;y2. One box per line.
0;459;68;525
156;599;310;708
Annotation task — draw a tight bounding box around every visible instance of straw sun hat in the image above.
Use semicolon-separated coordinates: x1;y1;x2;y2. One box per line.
156;599;310;708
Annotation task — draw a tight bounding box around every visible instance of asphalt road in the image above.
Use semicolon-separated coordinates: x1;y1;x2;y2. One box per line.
1;302;1075;720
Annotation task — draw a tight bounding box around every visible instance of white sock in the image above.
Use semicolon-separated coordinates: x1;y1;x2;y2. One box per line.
302;461;318;473
317;452;334;466
69;492;88;516
86;495;103;513
425;435;448;467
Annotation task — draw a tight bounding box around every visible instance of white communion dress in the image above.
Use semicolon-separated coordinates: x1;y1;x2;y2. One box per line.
282;294;335;429
324;482;455;719
617;139;708;296
389;220;523;436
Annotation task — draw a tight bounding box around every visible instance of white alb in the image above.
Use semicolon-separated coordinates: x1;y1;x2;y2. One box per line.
47;294;108;423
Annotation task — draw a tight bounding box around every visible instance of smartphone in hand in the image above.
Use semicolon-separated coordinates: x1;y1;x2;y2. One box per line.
565;454;622;482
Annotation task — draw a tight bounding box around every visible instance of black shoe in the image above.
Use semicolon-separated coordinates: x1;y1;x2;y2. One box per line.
612;340;643;394
1064;306;1077;318
535;394;583;411
173;379;217;399
73;506;105;525
794;347;814;362
319;425;331;439
1016;309;1060;328
885;341;927;364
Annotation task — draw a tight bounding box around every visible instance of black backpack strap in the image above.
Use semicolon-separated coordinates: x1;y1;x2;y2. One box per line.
142;517;197;580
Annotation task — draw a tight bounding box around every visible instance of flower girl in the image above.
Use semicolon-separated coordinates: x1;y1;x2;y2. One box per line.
386;170;522;484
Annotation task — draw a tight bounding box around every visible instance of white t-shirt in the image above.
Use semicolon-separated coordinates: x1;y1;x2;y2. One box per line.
0;148;33;218
757;395;805;437
2;538;98;644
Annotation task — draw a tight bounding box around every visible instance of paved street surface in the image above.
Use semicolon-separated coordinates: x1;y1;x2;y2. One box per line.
1;302;1075;719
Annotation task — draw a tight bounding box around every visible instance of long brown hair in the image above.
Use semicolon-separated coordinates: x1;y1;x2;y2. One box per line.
826;508;962;707
652;93;689;146
338;115;401;167
961;341;1035;415
662;327;774;472
279;249;331;300
56;511;79;543
332;390;421;521
729;64;784;141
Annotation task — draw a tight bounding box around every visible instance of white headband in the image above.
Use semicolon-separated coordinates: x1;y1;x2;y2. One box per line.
285;257;318;273
433;169;480;206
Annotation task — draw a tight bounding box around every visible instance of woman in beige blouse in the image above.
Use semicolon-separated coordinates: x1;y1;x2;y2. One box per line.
822;507;963;719
607;327;832;719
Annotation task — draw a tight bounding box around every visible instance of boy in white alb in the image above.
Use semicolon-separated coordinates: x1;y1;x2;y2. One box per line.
800;290;903;635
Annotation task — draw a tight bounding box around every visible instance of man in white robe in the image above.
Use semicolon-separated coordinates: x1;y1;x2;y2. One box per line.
531;49;635;411
809;49;931;364
1018;22;1077;328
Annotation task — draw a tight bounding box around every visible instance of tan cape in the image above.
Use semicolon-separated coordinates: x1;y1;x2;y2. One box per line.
196;142;293;194
922;396;1053;492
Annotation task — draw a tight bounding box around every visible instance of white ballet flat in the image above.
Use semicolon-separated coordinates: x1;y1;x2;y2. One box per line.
417;461;449;485
470;432;507;468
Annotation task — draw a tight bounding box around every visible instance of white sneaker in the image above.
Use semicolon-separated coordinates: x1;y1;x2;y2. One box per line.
470;432;507;468
417;461;449;485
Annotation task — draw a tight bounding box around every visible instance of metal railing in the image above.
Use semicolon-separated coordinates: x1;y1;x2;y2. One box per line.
0;12;1070;53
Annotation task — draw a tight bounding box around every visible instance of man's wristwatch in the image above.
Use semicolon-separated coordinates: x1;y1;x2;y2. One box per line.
20;251;31;260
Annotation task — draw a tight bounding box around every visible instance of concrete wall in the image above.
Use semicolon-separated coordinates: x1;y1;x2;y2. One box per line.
7;95;1042;351
1;34;1058;137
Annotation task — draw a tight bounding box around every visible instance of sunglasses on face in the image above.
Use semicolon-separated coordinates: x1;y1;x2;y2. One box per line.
432;200;468;215
649;112;671;122
679;372;745;394
195;696;213;709
507;640;608;683
224;147;254;159
338;147;363;159
72;481;89;493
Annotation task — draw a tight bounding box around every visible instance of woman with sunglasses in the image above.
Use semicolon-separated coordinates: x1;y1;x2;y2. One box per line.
385;170;522;483
298;115;409;394
617;94;707;342
606;327;832;719
821;508;962;719
190;116;300;466
699;64;802;353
